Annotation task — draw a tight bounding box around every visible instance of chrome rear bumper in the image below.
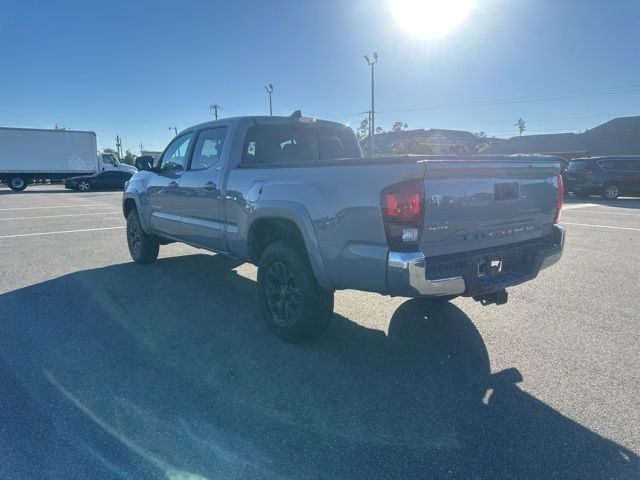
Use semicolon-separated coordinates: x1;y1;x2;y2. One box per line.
387;226;565;298
387;252;466;296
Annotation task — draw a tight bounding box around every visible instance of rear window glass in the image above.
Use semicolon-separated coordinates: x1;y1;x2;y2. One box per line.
598;159;636;171
567;160;592;171
242;124;360;164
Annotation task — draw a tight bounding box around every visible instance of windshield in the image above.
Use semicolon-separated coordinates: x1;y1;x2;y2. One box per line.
1;3;639;480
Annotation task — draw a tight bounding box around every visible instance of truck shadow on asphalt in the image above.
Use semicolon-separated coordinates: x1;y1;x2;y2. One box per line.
0;254;638;479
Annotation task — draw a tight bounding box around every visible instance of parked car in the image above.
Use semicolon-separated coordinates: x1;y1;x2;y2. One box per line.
122;112;565;342
564;156;640;199
65;170;133;191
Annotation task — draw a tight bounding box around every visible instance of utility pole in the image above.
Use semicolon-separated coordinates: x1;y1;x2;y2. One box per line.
139;143;144;153
264;84;273;115
364;52;378;157
209;104;221;120
115;135;122;159
168;126;178;136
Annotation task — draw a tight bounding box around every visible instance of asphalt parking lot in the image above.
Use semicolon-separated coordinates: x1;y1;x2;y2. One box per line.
1;185;639;479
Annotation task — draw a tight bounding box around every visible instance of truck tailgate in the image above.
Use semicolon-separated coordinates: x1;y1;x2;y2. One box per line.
420;160;560;257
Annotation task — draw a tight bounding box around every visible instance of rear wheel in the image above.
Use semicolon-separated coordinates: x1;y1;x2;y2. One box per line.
257;240;334;342
126;209;159;264
77;180;91;192
8;176;28;192
602;183;620;200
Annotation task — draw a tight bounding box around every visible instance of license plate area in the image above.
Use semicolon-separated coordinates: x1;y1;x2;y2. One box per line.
477;254;506;278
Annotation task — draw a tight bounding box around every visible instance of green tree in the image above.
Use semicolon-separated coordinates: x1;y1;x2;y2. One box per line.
122;149;137;166
375;126;384;134
391;121;408;132
474;131;490;153
356;117;370;141
515;118;526;136
102;148;120;159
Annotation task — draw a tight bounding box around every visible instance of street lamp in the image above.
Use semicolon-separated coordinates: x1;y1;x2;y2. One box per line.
169;126;177;136
265;84;274;116
364;52;378;157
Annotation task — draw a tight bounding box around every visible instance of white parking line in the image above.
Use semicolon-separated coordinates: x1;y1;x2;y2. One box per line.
0;226;125;239
561;222;640;232
0;204;115;211
564;210;640;216
0;212;121;221
563;203;600;210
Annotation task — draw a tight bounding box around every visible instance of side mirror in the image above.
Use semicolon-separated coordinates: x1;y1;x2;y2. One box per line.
135;156;155;171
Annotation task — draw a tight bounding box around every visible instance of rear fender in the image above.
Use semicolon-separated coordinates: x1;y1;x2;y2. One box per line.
245;201;333;291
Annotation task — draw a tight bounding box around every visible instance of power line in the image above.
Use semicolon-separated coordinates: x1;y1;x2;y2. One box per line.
337;84;640;121
379;88;640;115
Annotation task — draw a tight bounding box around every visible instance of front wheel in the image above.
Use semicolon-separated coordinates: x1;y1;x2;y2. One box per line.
8;176;28;192
77;180;91;192
126;209;159;264
602;183;620;200
257;241;334;342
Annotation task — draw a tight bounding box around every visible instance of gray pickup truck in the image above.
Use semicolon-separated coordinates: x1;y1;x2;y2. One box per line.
123;111;565;341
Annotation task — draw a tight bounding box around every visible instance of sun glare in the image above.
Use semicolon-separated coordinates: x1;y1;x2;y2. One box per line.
390;0;476;38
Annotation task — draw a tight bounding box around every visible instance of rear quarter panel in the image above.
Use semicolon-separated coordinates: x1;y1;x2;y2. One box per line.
225;162;426;293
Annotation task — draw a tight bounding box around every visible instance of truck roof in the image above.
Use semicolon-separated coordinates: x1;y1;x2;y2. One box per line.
180;113;349;136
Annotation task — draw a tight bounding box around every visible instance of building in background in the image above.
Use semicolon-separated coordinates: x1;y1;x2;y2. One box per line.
140;150;162;161
366;116;640;159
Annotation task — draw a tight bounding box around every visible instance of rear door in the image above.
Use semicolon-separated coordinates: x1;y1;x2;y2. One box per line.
93;171;116;188
420;159;560;257
147;132;193;237
565;159;593;189
176;126;229;250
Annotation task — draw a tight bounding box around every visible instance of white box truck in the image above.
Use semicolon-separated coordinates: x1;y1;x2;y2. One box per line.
0;127;136;191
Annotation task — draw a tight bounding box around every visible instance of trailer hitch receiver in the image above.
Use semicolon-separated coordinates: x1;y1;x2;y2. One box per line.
473;289;508;306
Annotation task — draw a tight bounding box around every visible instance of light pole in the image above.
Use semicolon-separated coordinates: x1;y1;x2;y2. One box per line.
364;52;378;157
168;127;177;136
265;84;274;115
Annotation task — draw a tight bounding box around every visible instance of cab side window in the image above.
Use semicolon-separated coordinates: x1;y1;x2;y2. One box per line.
158;133;192;172
190;127;228;170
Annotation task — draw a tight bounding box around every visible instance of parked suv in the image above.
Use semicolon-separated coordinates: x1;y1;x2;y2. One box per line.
564;156;640;200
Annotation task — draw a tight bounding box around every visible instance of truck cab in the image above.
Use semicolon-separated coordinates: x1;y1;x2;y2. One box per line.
99;152;137;174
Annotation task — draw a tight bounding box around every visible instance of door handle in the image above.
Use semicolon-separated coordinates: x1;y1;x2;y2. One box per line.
168;181;179;188
204;181;217;191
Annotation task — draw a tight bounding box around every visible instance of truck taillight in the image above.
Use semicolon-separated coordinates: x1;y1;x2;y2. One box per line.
381;180;424;250
553;174;564;224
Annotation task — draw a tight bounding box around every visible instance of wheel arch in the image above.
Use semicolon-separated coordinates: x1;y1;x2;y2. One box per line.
245;203;333;291
122;193;151;232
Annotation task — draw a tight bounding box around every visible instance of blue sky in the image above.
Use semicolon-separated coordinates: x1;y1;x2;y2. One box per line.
1;0;639;153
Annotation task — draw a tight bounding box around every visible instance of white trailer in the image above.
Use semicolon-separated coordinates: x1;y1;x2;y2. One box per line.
0;127;135;191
